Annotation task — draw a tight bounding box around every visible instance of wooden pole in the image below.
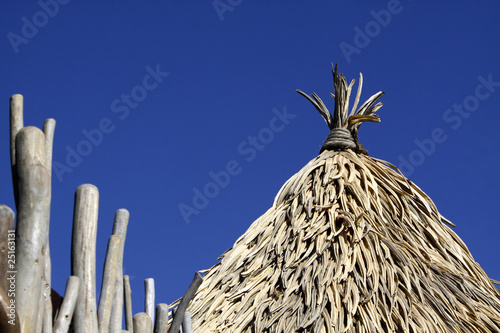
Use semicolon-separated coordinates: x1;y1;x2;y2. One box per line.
168;273;203;333
41;118;55;333
36;286;44;333
0;205;15;294
153;304;168;333
71;184;99;333
53;276;80;333
9;94;23;208
98;235;121;333
182;311;193;333
0;286;20;333
0;207;16;332
42;119;55;177
15;126;51;333
124;275;133;333
109;209;129;333
144;278;155;323
42;282;52;333
42;119;55;287
133;313;152;333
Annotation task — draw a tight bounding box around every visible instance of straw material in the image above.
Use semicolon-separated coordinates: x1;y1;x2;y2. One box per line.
188;150;500;332
183;66;500;332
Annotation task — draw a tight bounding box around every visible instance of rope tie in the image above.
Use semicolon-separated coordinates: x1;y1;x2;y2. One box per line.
322;128;356;152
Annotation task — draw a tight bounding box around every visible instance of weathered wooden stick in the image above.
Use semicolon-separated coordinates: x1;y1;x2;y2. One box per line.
0;214;16;332
168;273;203;333
144;278;155;323
53;276;80;333
182;311;193;333
109;209;129;333
0;286;20;333
133;313;152;333
153;303;168;333
42;282;52;333
98;235;121;333
15;126;50;333
42;119;55;176
124;275;134;333
36;280;45;333
9;94;23;207
42;118;55;290
0;205;15;294
71;184;99;333
170;308;179;333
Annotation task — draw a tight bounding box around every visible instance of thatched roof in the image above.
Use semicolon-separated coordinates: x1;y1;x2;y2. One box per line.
182;65;500;332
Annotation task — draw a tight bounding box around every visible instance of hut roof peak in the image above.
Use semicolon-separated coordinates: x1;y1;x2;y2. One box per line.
297;63;384;155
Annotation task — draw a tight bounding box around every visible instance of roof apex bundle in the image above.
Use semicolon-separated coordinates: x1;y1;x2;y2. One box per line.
183;65;500;332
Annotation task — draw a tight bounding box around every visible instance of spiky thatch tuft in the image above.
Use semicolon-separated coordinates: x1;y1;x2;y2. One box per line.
296;63;384;155
180;66;500;332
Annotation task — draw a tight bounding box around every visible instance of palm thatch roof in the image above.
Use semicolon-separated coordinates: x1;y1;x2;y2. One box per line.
180;65;500;332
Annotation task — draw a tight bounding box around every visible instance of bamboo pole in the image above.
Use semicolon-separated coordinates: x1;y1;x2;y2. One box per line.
15;126;51;333
109;209;129;333
153;304;168;333
71;184;99;333
124;275;133;333
168;273;203;333
133;313;152;333
53;276;80;333
9;94;23;207
0;205;15;294
144;278;155;323
98;235;121;333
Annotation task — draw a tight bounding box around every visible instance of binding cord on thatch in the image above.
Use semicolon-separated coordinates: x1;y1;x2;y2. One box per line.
297;63;384;155
179;65;500;333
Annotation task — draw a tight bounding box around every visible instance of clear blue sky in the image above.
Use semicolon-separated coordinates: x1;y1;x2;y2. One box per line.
1;1;499;310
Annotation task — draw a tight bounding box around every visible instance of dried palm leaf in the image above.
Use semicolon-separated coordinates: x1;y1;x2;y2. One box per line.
176;65;500;332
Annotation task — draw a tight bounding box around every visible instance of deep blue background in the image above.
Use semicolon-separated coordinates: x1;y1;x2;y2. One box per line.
1;1;499;311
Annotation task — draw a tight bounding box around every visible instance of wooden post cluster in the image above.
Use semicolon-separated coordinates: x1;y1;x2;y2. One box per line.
1;94;203;332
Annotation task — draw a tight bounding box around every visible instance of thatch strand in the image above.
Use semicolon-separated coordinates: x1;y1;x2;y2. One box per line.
186;67;500;332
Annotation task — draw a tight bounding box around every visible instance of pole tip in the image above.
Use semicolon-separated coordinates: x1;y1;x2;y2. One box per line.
10;94;23;102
